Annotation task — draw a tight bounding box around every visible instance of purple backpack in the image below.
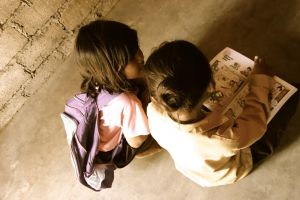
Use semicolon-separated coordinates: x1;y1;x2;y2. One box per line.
60;91;122;191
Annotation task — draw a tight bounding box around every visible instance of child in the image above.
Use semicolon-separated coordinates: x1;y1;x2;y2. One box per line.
144;40;275;187
74;19;149;156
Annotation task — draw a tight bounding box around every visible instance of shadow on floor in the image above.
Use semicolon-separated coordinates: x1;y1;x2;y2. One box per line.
195;0;300;82
275;84;300;150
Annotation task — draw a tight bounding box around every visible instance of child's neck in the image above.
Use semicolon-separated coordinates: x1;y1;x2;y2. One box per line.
169;101;208;124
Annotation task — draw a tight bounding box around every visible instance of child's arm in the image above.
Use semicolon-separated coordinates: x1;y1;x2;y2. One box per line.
229;57;274;148
122;93;150;148
232;74;273;148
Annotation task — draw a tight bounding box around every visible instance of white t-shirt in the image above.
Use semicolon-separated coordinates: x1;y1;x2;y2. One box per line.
98;92;150;151
147;75;273;187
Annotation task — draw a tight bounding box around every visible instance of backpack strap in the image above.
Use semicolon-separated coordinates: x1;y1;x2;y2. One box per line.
61;91;121;191
74;91;119;189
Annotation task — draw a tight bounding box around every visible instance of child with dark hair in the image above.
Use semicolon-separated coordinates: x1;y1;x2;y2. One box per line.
74;19;149;154
144;40;275;187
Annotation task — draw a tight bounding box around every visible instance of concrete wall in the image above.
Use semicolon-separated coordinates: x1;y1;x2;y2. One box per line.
0;0;119;130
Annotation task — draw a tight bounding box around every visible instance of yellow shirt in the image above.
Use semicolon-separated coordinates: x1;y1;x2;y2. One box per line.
147;74;273;187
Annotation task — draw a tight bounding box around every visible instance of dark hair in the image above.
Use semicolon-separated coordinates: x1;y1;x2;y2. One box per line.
144;40;212;112
74;19;139;97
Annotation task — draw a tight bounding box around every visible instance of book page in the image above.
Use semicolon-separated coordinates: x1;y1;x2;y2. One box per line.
267;76;297;123
204;47;298;123
204;47;254;111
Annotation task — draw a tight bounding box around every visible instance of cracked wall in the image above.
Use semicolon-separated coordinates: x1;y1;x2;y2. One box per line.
0;0;119;130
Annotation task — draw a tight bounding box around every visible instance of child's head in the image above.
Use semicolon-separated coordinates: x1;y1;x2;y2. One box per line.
75;19;144;97
144;40;212;113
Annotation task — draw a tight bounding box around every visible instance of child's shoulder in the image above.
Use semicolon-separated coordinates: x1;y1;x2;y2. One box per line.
110;92;141;106
147;102;165;115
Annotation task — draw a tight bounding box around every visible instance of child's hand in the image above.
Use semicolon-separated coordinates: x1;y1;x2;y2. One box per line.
252;56;274;76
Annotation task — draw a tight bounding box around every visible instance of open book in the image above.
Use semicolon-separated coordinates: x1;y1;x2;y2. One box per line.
203;47;298;123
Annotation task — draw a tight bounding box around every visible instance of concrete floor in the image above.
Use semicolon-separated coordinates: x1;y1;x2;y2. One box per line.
1;0;300;199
